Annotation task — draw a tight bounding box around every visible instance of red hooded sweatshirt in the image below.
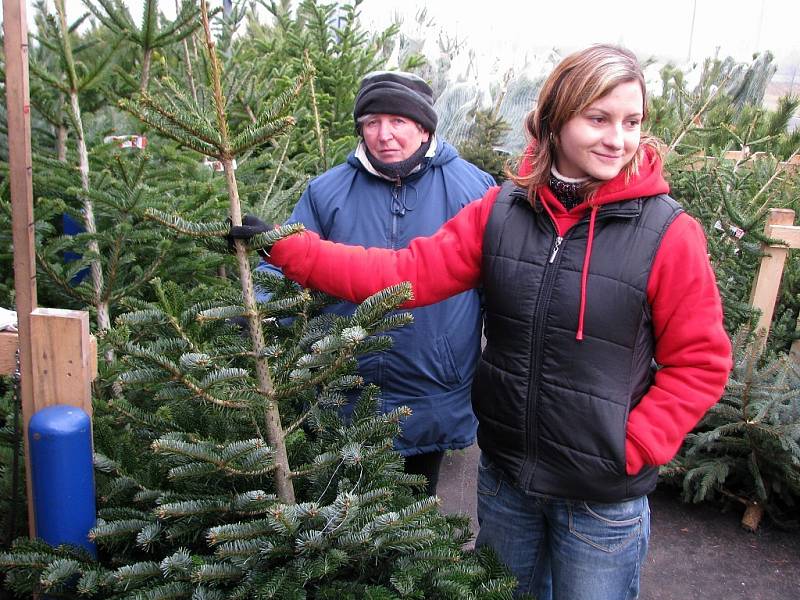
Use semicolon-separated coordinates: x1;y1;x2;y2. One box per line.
270;149;732;476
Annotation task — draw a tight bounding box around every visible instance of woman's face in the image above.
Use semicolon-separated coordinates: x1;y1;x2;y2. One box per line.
554;80;643;180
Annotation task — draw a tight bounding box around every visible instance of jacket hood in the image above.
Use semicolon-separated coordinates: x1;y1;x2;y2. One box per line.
517;142;670;206
585;147;670;206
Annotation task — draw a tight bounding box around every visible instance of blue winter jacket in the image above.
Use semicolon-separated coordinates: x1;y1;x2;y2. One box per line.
260;139;494;456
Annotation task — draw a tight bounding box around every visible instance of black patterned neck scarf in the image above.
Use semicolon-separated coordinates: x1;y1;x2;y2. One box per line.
548;173;586;211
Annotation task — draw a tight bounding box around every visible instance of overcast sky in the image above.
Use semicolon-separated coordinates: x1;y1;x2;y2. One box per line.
359;0;800;70
9;0;800;79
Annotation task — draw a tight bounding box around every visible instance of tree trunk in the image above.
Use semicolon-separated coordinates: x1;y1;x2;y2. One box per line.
70;90;110;335
201;0;295;503
175;0;198;104
56;0;113;359
224;160;295;504
56;124;67;161
140;48;152;94
56;92;67;161
741;502;764;532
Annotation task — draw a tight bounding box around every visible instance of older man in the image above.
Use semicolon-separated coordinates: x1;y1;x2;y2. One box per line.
241;71;494;495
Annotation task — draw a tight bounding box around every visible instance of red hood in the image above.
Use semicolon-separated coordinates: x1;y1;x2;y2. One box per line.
518;143;670;205
587;147;670;205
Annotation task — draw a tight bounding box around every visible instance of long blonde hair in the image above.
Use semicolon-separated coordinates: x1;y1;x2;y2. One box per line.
509;44;663;202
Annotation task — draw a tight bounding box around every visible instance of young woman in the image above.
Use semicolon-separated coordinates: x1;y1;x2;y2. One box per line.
237;45;732;599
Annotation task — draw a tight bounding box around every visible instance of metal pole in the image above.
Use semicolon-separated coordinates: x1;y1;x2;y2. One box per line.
3;0;39;537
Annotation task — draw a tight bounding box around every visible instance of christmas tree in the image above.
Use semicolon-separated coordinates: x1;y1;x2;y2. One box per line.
1;2;517;597
661;328;800;531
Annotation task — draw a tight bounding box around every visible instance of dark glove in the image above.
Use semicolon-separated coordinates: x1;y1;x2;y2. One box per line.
229;214;269;240
227;214;270;254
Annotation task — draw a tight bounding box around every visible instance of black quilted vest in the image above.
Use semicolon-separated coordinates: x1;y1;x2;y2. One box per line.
473;182;683;502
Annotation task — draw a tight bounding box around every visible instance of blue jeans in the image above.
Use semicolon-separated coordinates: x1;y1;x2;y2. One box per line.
475;454;650;600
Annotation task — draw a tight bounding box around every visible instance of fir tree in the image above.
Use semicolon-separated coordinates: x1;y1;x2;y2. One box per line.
29;147;220;341
0;3;520;597
655;53;800;526
234;0;398;172
29;0;124;333
661;328;800;531
83;0;204;93
655;51;800;357
118;0;308;502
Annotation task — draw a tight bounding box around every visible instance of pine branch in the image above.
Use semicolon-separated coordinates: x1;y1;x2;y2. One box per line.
352;284;413;328
82;0;134;39
28;59;70;94
122;342;247;408
89;519;155;543
133;91;223;149
76;568;116;596
193;562;244;585
143;209;228;238
35;248;92;303
110;252;169;303
152;436;276;479
77;34;125;92
151;0;207;48
229;116;295;156
40;558;83;590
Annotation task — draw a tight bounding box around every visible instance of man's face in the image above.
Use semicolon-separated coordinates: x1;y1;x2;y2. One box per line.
361;114;430;163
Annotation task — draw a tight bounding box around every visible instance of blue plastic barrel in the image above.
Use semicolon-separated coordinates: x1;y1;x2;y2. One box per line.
29;405;97;556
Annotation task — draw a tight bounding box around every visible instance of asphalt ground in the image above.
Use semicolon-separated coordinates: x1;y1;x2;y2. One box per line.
437;443;800;600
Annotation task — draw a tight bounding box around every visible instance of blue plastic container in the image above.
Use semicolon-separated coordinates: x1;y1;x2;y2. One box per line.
29;405;97;556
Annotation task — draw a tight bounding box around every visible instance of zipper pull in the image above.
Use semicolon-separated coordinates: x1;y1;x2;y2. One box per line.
391;181;405;216
549;236;563;263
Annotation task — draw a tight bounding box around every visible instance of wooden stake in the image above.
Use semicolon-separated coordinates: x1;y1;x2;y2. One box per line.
3;0;39;538
748;209;796;356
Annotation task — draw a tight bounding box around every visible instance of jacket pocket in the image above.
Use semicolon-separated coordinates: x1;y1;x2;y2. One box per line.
435;334;462;385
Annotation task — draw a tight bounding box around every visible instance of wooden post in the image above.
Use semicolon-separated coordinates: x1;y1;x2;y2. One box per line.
748;209;797;355
4;0;39;538
29;309;96;416
768;221;800;362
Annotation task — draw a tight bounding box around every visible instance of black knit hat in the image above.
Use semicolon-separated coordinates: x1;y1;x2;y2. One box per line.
353;71;437;134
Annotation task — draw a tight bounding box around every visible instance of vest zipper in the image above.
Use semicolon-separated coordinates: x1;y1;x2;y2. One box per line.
520;228;565;489
549;236;563;263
